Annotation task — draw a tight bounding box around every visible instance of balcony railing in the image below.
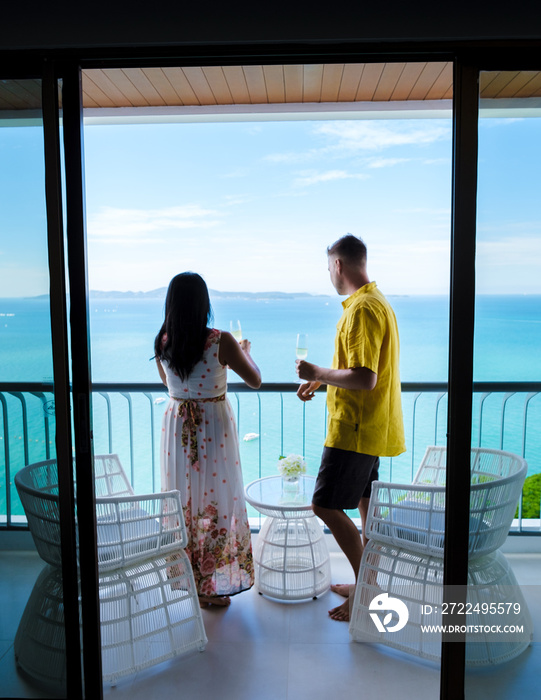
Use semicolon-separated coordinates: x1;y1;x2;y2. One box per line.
2;381;541;531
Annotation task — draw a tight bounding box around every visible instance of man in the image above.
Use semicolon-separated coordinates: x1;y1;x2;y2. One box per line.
296;234;405;621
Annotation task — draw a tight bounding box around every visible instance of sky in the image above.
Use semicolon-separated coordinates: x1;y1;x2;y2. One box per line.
1;112;541;297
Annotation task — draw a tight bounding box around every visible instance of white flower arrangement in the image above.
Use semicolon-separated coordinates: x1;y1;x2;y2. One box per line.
277;454;307;478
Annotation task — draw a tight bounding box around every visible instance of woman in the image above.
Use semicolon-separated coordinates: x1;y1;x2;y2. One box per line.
155;272;261;607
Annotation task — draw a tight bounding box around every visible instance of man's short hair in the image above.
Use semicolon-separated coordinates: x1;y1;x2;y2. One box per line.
327;234;367;265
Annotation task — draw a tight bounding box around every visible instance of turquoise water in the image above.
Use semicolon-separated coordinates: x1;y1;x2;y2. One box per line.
2;294;541;517
2;293;541;384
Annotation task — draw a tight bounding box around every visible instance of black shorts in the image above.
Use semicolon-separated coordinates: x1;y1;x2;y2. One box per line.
312;446;380;510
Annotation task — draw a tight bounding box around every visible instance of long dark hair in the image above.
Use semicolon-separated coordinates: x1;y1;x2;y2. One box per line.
154;272;214;380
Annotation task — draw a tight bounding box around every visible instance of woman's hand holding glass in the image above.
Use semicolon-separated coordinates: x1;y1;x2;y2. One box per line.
230;320;242;342
239;339;252;355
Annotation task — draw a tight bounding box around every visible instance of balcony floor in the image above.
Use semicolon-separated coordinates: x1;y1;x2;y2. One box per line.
0;546;540;699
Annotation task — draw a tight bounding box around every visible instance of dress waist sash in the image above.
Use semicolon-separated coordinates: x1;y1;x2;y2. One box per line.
170;394;225;466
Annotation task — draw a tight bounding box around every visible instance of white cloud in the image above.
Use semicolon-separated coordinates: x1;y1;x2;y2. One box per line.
367;157;411;169
479;117;525;128
264;121;451;166
477;220;541;235
293;169;370;187
394;207;451;216
476;235;541;293
369;238;451;295
314;121;451;152
222;194;254;206
423;158;450;165
88;205;222;243
477;235;541;266
264;150;320;164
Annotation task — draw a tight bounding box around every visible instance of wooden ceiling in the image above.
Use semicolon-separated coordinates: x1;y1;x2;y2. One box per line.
82;62;454;107
480;70;541;99
1;66;541;111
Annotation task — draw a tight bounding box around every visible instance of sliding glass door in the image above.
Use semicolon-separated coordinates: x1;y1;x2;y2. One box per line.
463;68;541;699
0;66;100;700
0;75;73;699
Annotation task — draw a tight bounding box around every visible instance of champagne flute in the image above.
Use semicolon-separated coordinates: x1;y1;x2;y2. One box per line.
230;320;242;342
296;333;308;382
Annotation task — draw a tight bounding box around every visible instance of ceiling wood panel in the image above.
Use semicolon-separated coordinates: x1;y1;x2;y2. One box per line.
408;63;448;100
303;64;325;102
84;69;132;107
141;68;182;105
222;66;251;103
161;67;198;105
81;92;99;109
3;66;541;115
263;65;286;103
104;69;150;106
122;67;166;106
373;63;406;101
242;65;268;103
338;64;364;102
480;71;521;98
441;83;453;100
17;80;41;102
483;70;541;98
479;71;497;94
424;62;453;100
202;67;234;104
0;80;40;109
495;70;538;97
356;63;385;101
180;67;216;105
283;64;304;102
78;65;541;107
321;64;344;102
82;74;118;109
514;72;541;98
1;91;30;109
391;62;426;101
0;94;16;109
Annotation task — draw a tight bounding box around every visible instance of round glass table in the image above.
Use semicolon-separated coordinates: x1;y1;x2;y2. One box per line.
245;475;331;601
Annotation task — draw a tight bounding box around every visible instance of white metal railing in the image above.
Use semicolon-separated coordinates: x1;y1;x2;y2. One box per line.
2;381;541;531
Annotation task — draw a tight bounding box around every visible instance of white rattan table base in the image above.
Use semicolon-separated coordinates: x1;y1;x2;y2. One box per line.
254;515;331;601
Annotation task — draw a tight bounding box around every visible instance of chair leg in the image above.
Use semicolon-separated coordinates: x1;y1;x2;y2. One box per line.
99;553;207;683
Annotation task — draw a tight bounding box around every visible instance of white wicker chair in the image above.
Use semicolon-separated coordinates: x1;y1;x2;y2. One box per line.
14;454;207;690
364;447;527;558
349;446;533;666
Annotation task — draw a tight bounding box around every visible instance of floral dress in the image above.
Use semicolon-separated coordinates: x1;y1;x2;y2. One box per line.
159;329;254;597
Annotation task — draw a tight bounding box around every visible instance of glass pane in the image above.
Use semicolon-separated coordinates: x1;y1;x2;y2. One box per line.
0;79;67;698
83;61;452;697
465;70;541;697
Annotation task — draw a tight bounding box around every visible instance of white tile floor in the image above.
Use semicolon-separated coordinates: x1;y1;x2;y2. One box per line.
1;547;540;700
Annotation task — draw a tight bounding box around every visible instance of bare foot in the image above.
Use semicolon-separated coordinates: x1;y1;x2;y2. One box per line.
328;598;350;622
199;595;231;608
330;583;354;598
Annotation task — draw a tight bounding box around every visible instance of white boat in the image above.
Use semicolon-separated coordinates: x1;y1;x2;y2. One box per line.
243;432;259;442
154;397;167;405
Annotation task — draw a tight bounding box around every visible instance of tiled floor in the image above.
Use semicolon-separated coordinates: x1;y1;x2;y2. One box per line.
0;551;52;699
1;547;539;700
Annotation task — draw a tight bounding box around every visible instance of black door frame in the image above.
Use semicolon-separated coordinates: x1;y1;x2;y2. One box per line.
3;42;541;700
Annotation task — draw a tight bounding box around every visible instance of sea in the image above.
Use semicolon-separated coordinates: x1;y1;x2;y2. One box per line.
2;293;541;518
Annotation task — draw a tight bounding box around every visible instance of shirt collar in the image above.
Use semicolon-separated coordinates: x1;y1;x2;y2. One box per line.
342;281;377;309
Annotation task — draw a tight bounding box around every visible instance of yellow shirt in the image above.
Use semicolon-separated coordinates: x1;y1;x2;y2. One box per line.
325;282;406;457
